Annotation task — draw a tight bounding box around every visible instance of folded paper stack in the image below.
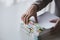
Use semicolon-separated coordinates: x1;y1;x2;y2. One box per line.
20;20;45;40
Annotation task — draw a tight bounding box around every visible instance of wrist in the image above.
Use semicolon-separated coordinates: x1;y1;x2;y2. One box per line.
28;5;38;13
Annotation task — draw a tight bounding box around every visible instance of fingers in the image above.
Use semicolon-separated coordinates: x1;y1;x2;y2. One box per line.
24;14;28;24
54;19;60;32
52;19;60;31
21;14;31;24
21;12;37;24
50;19;60;34
54;19;60;27
25;14;31;24
21;14;26;23
50;19;58;23
50;18;60;31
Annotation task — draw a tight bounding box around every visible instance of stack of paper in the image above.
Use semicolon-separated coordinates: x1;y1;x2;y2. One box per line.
20;21;44;40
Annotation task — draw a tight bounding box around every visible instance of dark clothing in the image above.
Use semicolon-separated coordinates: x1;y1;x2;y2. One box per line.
33;0;60;17
55;0;60;17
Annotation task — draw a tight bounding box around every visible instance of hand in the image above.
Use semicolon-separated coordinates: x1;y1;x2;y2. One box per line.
50;18;60;34
21;5;38;24
21;12;38;24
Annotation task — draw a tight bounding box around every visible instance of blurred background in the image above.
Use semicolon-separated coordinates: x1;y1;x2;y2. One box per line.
0;0;55;40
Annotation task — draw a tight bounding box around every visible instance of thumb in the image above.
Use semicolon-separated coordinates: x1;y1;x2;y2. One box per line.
34;13;38;23
54;19;60;27
50;19;58;23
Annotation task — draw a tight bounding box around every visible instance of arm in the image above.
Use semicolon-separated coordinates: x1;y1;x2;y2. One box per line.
21;0;53;24
32;0;53;12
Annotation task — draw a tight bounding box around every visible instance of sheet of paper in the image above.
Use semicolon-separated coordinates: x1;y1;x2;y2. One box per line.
37;12;59;29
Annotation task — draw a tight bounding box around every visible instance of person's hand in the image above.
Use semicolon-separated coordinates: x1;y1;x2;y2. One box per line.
21;12;38;24
50;18;60;34
21;5;38;24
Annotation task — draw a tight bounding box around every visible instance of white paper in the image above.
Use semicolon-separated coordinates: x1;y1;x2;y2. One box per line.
37;12;59;29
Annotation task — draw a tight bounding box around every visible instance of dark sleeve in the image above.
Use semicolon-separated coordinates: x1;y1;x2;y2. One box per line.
32;0;53;12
